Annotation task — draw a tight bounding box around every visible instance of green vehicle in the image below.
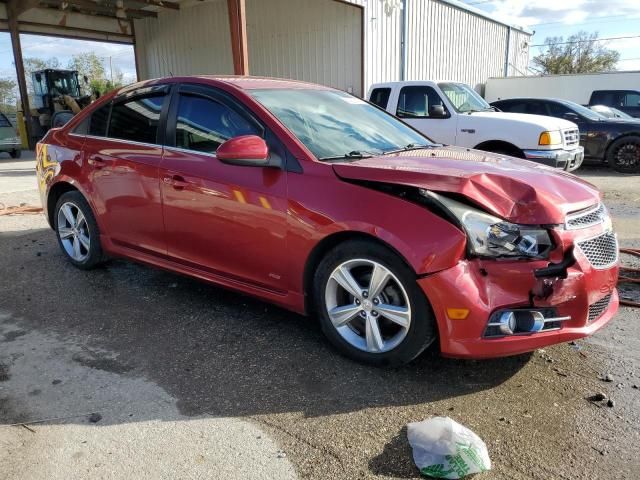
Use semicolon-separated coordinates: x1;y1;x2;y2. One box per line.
0;112;21;158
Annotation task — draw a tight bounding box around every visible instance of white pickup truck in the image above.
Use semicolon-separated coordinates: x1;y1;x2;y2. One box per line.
367;80;584;171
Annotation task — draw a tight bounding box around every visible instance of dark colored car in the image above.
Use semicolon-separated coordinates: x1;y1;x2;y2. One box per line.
491;97;640;173
589;90;640;118
36;77;618;366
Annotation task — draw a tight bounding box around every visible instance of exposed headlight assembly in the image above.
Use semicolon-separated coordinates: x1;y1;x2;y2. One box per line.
422;190;553;259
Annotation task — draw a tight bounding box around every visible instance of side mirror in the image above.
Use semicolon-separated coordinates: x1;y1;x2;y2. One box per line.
563;112;579;122
216;135;270;167
429;104;447;118
83;75;89;84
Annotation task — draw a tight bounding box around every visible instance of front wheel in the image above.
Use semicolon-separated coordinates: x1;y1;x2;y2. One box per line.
607;136;640;173
313;240;436;366
9;149;21;159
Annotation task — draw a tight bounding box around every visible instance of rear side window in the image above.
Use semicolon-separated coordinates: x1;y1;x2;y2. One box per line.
396;86;447;118
88;104;110;136
624;92;640;107
0;114;11;127
108;95;165;144
175;94;258;154
369;88;391;109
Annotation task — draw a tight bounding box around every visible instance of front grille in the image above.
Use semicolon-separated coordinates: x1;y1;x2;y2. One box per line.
563;129;580;147
576;232;618;269
588;293;612;323
566;204;606;229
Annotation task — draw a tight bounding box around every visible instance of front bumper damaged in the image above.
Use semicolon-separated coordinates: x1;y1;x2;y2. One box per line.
418;222;619;359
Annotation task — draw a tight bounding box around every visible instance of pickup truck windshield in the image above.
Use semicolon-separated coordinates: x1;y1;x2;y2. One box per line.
438;82;491;113
250;89;431;160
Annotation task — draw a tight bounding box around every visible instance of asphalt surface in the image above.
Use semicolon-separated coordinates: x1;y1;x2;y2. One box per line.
0;152;638;479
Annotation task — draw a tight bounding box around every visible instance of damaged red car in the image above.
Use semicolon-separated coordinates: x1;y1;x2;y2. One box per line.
36;76;619;366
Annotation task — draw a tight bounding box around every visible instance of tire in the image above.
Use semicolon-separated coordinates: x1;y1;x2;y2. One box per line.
9;149;21;159
312;240;436;367
54;191;105;269
607;136;640;173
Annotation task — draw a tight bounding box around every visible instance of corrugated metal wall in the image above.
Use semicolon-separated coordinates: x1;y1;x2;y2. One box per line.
247;0;363;95
135;0;233;79
134;0;530;96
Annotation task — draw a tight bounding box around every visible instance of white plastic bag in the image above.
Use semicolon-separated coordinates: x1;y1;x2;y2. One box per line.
407;417;491;479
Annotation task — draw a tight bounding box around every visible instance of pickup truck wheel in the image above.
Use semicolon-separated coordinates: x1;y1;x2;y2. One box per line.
9;149;21;159
607;136;640;173
313;240;436;367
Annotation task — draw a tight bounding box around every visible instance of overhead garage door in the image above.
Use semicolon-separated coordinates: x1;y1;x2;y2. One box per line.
247;0;363;96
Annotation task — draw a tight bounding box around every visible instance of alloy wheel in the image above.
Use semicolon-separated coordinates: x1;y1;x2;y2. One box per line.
57;201;91;262
324;259;411;353
615;143;640;170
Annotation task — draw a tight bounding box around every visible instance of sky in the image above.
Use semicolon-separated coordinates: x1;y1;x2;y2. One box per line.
459;0;640;71
0;33;136;94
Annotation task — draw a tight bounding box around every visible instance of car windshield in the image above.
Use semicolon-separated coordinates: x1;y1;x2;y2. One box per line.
249;88;431;160
48;72;80;96
438;82;491;113
591;105;633;119
561;100;605;121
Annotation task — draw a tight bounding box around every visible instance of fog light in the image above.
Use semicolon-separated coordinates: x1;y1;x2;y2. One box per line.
485;309;571;337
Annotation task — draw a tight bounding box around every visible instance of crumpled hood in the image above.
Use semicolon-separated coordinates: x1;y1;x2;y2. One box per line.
332;146;601;224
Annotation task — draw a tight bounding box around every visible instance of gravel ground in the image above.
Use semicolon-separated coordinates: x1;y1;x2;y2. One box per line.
0;153;638;479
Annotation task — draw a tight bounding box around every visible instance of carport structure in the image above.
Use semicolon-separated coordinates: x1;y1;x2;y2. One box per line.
0;0;260;146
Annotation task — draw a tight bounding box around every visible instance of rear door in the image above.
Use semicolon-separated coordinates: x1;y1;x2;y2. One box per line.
82;85;169;255
159;83;289;291
394;85;456;144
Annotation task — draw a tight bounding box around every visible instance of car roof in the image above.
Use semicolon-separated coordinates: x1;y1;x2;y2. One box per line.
118;75;333;94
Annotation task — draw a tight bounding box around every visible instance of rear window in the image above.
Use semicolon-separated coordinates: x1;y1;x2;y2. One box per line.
89;104;110;136
369;88;391;109
108;95;165;144
0;114;11;128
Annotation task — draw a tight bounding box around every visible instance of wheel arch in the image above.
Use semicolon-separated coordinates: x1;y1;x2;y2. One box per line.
46;181;79;229
473;140;524;158
302;231;416;315
604;133;640;160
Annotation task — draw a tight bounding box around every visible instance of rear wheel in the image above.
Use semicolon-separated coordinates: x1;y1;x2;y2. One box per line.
313;240;436;366
9;149;21;159
607;136;640;173
54;191;105;269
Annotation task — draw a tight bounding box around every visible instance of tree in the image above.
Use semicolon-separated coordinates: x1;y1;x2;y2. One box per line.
68;52;124;96
0;78;17;113
531;31;620;75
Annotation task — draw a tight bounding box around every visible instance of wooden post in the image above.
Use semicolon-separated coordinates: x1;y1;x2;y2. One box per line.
227;0;248;76
7;0;34;149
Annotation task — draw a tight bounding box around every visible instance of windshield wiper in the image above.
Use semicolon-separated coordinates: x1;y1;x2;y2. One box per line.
383;143;436;155
319;150;377;161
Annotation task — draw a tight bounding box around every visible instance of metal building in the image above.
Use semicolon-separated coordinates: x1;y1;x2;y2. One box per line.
133;0;531;96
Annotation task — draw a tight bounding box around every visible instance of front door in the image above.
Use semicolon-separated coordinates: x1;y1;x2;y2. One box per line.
393;85;457;145
83;87;169;255
159;84;289;291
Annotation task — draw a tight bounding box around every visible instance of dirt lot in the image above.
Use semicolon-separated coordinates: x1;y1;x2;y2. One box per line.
1;153;639;479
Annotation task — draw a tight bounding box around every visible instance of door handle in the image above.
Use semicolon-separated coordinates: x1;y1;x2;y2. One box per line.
88;156;107;168
163;175;189;190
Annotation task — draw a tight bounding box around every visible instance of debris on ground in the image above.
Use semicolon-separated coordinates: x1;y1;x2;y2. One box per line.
88;413;102;423
589;392;607;402
607;399;615;408
407;417;491;479
0;203;43;216
603;373;614;382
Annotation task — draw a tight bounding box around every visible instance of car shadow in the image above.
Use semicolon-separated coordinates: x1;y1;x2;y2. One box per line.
0;227;530;422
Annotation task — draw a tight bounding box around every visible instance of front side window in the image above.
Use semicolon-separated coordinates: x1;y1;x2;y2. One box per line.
175;95;258;154
369;88;391;109
108;95;165;144
438;82;491;113
396;86;447;118
549;100;603;121
0;114;11;128
250;88;430;160
89;104;110;137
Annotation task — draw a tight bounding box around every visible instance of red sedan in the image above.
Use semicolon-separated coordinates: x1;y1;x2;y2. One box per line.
36;76;619;366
